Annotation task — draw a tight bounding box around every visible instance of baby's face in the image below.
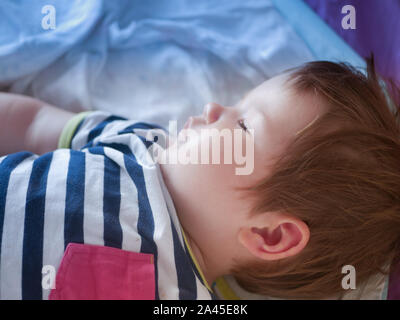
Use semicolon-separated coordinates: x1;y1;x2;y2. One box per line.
164;72;326;195
159;73;327;268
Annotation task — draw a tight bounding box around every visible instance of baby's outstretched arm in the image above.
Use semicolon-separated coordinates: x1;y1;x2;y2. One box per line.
0;93;75;156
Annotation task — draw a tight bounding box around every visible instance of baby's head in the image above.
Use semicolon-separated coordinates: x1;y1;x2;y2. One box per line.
159;58;400;299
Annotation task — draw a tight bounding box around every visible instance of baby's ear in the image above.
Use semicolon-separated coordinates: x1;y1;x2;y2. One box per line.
238;213;309;261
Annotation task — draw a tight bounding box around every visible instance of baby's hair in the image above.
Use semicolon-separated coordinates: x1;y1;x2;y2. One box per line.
231;56;400;299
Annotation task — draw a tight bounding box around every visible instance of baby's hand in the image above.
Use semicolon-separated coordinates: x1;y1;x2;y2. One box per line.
0;93;75;155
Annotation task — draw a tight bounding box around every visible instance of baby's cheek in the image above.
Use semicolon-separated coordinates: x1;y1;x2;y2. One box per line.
174;129;240;185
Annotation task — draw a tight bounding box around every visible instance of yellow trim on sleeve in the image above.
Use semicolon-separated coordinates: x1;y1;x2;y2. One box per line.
58;111;92;149
214;277;241;300
181;229;213;293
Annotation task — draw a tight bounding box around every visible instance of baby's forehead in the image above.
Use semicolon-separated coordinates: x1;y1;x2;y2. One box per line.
247;73;322;115
252;72;293;94
246;74;328;151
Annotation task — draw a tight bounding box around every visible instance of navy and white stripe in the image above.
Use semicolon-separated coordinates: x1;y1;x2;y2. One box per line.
0;111;213;300
22;152;53;299
0;153;35;299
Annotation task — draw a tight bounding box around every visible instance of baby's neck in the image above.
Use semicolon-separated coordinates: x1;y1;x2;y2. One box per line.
159;162;222;288
182;230;217;288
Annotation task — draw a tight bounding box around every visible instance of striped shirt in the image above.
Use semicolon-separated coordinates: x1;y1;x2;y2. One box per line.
0;111;215;300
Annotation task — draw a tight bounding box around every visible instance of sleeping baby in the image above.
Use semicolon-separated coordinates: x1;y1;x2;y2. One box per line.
0;58;399;299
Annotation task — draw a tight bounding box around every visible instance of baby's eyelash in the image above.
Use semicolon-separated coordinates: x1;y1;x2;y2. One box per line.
237;119;248;132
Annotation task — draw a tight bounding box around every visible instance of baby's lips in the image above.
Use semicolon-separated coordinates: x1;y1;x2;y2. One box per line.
190;115;208;128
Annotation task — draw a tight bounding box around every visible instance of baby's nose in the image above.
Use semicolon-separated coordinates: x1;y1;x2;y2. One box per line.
203;102;224;124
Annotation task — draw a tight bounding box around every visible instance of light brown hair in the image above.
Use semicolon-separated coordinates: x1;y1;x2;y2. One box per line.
231;57;400;299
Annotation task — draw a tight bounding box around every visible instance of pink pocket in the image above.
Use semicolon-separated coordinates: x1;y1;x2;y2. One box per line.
49;243;155;300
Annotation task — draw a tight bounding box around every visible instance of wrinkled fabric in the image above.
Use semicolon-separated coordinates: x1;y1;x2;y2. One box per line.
0;0;313;129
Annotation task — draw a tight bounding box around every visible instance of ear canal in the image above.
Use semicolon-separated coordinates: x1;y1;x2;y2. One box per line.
251;226;282;246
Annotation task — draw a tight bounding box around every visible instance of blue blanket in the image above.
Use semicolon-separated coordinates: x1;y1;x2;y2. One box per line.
0;0;314;127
